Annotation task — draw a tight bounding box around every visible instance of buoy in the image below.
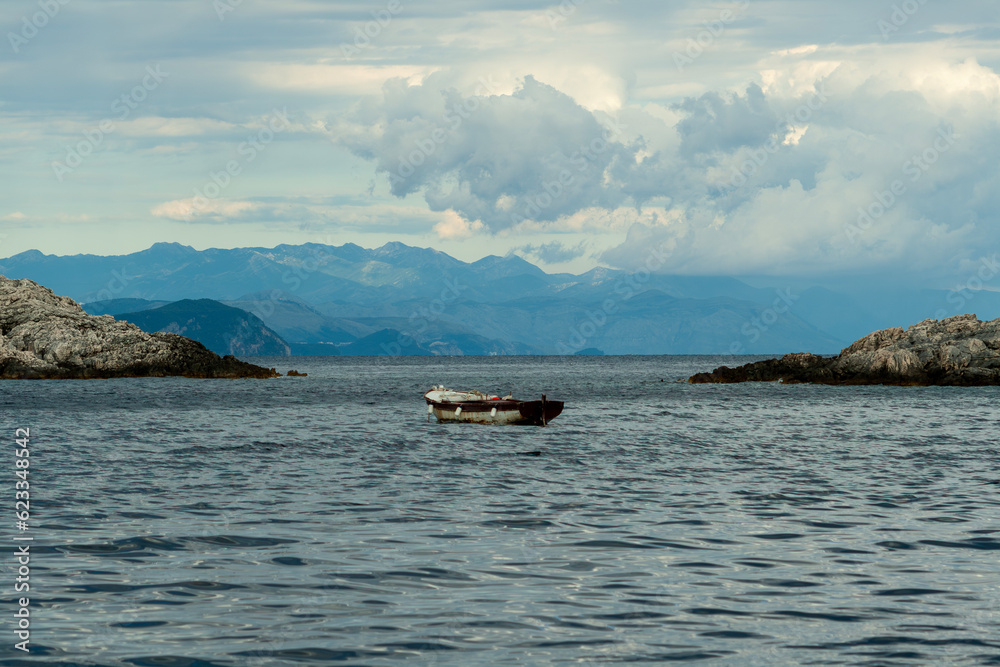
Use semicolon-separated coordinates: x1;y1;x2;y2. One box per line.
455;406;462;417
490;407;497;418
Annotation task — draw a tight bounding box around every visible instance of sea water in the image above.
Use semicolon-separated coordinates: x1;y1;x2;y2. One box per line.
2;355;1000;666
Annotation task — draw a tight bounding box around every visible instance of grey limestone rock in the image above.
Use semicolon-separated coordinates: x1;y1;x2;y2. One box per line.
689;314;1000;386
0;276;279;379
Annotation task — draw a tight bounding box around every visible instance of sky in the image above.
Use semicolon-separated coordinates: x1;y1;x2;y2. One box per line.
1;0;999;286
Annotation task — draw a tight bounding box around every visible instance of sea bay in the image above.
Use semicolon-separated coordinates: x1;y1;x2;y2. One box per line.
3;355;1000;665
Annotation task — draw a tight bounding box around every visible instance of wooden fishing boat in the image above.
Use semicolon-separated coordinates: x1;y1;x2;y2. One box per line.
423;386;564;426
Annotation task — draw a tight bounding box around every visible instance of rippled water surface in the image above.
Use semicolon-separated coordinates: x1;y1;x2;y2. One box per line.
3;355;1000;666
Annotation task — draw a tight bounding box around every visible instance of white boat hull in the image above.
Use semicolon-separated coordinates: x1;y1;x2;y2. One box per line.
429;403;535;425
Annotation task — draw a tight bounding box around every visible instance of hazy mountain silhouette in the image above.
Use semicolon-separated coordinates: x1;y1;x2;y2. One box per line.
114;299;291;357
11;241;993;355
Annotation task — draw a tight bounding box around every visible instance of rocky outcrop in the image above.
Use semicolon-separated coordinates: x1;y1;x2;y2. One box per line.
0;276;280;379
689;314;1000;386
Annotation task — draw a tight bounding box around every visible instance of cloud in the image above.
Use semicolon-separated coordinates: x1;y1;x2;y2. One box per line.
511;241;590;265
675;83;779;157
247;63;437;95
151;198;263;222
150;196;456;234
509;205;681;234
332;48;1000;282
332;73;636;233
603;55;1000;279
432;210;485;239
113;117;238;137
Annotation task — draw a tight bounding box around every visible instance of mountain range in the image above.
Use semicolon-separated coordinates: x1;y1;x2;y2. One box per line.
113;299;291;357
3;241;998;356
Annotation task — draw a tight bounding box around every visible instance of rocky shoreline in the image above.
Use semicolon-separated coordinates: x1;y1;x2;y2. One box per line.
0;276;280;379
689;314;1000;386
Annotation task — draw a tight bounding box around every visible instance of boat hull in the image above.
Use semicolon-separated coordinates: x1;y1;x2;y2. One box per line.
426;398;564;426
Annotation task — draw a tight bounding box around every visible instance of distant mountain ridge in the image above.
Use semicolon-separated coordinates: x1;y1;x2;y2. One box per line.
112;299;291;357
7;241;999;355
